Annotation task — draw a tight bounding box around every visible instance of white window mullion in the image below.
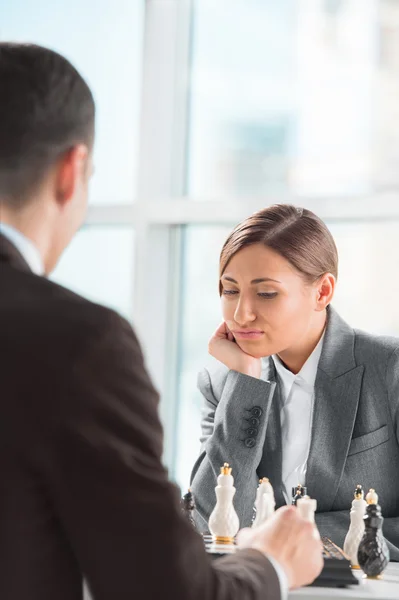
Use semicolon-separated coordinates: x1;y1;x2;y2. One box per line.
133;0;192;469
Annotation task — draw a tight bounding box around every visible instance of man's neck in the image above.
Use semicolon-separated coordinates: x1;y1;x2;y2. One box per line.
0;222;45;276
0;205;50;274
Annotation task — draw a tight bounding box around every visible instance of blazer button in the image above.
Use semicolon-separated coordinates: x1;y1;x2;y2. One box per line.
245;437;256;448
251;406;263;418
246;428;258;437
248;417;260;428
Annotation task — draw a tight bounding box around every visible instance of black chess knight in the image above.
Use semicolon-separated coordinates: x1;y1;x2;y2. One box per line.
357;489;390;578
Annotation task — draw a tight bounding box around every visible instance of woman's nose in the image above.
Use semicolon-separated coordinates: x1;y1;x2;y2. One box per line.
234;297;256;325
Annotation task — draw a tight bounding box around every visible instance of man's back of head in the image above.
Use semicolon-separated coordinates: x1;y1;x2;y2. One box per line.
0;43;95;272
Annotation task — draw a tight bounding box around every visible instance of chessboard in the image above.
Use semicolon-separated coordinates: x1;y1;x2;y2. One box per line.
203;535;359;588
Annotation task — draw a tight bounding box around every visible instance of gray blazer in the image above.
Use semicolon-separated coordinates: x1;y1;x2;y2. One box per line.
190;307;399;560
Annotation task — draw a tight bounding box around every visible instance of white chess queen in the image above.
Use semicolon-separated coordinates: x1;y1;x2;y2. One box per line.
208;463;240;544
190;204;399;560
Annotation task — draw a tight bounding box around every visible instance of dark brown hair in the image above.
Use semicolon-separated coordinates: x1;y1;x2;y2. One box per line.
219;204;338;294
0;43;95;206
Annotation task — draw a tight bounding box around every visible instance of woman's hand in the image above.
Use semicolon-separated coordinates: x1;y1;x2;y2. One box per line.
208;322;262;378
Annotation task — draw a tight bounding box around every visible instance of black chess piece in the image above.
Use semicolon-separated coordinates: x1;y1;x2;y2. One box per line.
354;484;364;499
357;489;390;578
181;488;196;529
292;484;307;506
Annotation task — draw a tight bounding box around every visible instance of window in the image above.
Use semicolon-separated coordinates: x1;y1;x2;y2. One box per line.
1;1;143;374
0;0;144;205
168;0;399;488
187;0;399;198
51;226;135;321
3;1;398;490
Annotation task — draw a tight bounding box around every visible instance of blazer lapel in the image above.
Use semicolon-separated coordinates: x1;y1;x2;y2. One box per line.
258;358;285;508
306;307;364;512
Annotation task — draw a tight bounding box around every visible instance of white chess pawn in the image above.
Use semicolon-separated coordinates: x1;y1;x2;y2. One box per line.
297;495;320;539
343;485;367;569
297;495;317;523
208;463;240;544
252;478;275;528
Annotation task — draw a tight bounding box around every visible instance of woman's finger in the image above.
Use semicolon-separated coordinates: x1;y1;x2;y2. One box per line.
212;322;229;339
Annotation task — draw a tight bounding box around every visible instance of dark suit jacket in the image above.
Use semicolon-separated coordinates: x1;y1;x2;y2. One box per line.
191;307;399;561
0;233;281;600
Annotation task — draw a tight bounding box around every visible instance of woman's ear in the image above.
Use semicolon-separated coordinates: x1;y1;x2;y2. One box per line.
315;273;335;311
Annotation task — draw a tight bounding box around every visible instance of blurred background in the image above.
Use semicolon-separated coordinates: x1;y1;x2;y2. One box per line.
2;0;398;490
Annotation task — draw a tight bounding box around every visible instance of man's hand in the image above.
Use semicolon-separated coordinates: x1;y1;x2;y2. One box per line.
237;506;323;589
208;322;262;379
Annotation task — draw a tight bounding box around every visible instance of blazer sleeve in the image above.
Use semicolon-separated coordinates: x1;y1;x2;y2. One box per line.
190;366;276;532
30;311;283;600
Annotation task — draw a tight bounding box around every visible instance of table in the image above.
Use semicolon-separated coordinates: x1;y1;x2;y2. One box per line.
290;563;399;600
83;564;399;600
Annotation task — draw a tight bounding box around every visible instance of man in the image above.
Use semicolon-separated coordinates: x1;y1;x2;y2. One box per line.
0;43;322;600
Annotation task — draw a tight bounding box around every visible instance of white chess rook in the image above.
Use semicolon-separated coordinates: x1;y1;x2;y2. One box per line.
252;477;275;529
343;485;367;569
208;463;240;544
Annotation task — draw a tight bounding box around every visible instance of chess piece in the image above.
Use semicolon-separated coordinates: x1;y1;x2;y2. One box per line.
297;495;320;540
292;484;307;506
208;463;240;544
357;489;390;578
252;477;275;528
181;488;196;529
343;485;367;568
297;494;317;523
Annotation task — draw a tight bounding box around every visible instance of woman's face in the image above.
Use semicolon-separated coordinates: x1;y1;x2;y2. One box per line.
220;243;327;358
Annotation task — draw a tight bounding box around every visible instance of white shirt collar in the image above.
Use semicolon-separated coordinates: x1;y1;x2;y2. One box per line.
262;331;325;396
0;223;44;276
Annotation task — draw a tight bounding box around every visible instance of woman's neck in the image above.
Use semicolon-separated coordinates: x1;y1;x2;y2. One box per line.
277;310;327;375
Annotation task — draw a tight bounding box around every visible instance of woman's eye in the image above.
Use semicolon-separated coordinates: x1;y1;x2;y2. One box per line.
258;292;278;299
222;289;238;296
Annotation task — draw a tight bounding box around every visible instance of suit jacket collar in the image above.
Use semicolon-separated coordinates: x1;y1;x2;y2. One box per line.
261;306;357;379
260;368;286;508
261;306;363;511
0;233;32;273
318;305;357;379
306;305;364;511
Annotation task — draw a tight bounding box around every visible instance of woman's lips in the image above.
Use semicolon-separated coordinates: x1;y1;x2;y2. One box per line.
232;330;264;340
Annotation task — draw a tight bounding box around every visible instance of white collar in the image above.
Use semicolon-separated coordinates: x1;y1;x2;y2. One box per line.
262;331;325;394
0;223;44;276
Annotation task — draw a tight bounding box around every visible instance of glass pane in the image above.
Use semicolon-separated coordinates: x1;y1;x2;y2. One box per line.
187;0;399;198
51;226;134;322
0;0;144;205
174;220;399;489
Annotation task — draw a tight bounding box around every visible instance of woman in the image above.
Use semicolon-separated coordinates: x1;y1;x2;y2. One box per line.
190;204;399;559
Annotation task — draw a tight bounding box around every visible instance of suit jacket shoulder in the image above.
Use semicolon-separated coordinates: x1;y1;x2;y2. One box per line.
352;327;399;386
5;264;132;365
353;327;399;361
